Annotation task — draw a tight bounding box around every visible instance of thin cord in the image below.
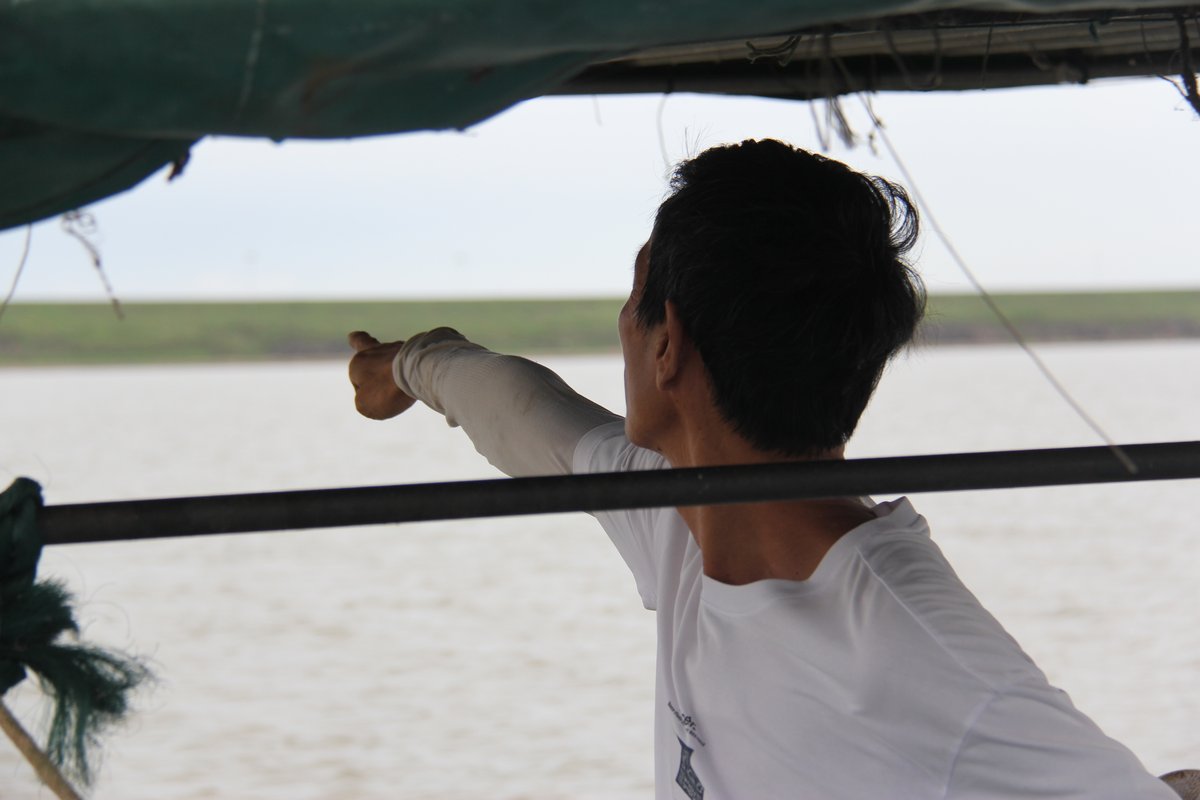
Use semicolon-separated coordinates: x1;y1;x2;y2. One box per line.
656;94;672;179
0;225;33;323
856;95;1138;474
61;210;124;320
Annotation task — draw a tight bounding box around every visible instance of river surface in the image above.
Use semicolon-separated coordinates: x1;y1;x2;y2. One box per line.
1;341;1198;798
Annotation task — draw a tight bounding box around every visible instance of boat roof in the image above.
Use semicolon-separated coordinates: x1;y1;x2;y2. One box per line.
3;0;1196;230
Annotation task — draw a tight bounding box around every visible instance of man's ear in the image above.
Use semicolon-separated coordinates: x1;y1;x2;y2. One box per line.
656;300;692;389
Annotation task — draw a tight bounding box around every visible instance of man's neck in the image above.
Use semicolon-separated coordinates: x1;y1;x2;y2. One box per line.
678;497;874;585
643;341;874;584
666;422;873;585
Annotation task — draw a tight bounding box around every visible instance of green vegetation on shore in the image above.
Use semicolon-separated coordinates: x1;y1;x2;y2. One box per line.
1;291;1197;366
920;290;1200;345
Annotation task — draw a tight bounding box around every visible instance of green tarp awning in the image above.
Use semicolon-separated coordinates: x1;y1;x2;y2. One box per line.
2;0;1197;230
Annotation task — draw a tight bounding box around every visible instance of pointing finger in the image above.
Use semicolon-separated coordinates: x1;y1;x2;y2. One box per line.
348;330;381;352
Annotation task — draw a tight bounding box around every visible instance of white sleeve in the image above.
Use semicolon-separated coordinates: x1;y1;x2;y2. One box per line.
573;421;673;610
947;683;1178;799
392;327;621;477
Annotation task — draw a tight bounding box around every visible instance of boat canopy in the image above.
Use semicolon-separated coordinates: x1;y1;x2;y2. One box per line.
2;0;1197;231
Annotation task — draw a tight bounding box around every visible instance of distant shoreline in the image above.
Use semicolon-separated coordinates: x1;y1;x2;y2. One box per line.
920;320;1200;346
2;291;1197;366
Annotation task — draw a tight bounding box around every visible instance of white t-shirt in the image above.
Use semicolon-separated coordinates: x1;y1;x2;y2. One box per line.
394;329;1175;800
575;422;1174;800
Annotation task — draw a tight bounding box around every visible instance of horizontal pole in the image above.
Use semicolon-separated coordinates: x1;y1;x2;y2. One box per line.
38;441;1200;546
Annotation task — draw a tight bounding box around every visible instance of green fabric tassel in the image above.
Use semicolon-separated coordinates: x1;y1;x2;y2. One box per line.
1;478;151;785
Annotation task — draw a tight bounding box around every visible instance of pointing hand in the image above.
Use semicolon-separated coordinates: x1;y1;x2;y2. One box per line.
347;331;417;420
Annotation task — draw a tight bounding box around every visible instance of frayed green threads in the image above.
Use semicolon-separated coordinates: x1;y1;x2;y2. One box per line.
1;478;151;789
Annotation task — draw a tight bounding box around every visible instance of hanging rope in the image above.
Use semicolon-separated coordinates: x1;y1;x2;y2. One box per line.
0;225;33;323
852;94;1139;475
60;211;124;321
1173;12;1200;115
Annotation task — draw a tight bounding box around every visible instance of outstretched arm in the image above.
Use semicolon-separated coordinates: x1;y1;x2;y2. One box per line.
348;327;621;477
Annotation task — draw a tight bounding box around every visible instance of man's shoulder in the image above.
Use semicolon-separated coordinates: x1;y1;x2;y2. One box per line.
844;504;1046;692
572;420;668;475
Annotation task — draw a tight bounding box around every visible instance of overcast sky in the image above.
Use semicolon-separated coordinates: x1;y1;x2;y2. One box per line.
2;77;1196;302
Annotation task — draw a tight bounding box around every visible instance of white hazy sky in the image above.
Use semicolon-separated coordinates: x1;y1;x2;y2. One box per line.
1;78;1197;301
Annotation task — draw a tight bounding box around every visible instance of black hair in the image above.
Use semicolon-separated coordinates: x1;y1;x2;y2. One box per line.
636;138;925;457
